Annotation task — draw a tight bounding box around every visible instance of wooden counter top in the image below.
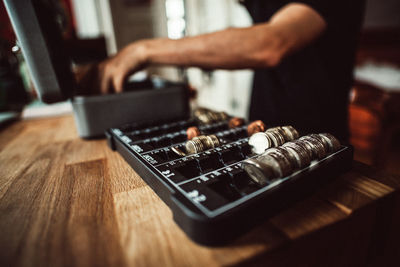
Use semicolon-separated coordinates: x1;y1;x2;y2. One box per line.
0;115;399;267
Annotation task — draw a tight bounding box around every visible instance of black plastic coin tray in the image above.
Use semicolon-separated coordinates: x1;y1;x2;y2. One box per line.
106;117;353;246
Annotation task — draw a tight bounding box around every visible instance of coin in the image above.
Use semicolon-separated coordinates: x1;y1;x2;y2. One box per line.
186;126;201;140
194;135;212;148
265;147;297;176
171;146;187;157
265;130;285;146
185;134;221;154
318;133;341;153
298;136;327;160
256;153;288;178
260;151;292;177
282;142;311;169
247;120;266;136
206;135;215;148
216;111;229;121
242;158;276;186
208;111;219;122
185;139;204;154
248;132;272;154
308;134;329;152
194;108;212;124
267;127;290;142
281;126;299;140
228;117;245;128
208;134;220;147
265;147;296;171
290;140;312;159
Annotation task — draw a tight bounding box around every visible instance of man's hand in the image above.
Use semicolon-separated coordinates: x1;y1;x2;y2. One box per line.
97;41;149;94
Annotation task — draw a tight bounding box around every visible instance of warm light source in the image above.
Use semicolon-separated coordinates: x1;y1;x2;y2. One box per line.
165;0;186;39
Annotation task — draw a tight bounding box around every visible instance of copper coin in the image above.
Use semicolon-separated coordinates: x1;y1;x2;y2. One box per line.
186;126;201;140
247;120;266;136
228;117;245;128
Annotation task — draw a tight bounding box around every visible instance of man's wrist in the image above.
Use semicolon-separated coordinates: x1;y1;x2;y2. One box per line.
129;40;152;67
137;38;172;66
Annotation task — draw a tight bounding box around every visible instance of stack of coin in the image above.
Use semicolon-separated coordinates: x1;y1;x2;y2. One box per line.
248;132;272;154
242;151;293;186
243;132;341;186
298;136;326;160
282;141;311;169
281;126;299;140
248;125;299;154
194;108;229;124
185;134;221;154
318;133;341;153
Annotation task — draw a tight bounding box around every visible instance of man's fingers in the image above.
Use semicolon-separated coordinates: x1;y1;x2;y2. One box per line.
97;45;145;94
100;71;111;95
113;73;125;93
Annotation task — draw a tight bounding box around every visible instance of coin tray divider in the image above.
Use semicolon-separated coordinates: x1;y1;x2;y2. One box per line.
106;118;353;246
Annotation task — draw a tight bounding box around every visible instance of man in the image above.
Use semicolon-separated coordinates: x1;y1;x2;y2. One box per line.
96;0;365;142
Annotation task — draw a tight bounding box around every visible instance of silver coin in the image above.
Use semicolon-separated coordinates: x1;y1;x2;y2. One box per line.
282;142;311;169
267;127;291;142
185;139;202;154
264;131;280;147
318;133;341;153
265;151;292;177
266;129;286;145
281;126;299;140
248;132;272;154
208;134;220;147
265;147;297;171
242;158;276;186
216;111;229;121
290;140;313;159
196;135;212;148
205;135;215;148
308;134;330;152
208;111;219;122
254;153;282;178
257;152;291;178
171;146;187;157
298;136;327;160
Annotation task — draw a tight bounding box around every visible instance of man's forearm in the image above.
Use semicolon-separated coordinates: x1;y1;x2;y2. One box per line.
142;24;286;69
141;3;326;70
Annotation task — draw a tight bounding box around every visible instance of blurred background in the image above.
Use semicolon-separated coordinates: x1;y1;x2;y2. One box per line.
0;0;399;172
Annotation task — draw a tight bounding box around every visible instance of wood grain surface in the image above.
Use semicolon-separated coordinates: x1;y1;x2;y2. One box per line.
0;115;399;267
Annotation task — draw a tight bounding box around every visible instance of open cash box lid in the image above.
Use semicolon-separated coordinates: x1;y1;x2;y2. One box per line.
4;0;189;137
4;0;74;103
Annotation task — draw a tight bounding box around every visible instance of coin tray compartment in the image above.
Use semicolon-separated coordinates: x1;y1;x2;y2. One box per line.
107;117;353;246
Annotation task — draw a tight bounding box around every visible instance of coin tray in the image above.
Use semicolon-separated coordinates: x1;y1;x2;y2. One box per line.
106;117;353;246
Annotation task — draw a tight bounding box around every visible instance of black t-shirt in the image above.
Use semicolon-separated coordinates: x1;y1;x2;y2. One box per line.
241;0;365;142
